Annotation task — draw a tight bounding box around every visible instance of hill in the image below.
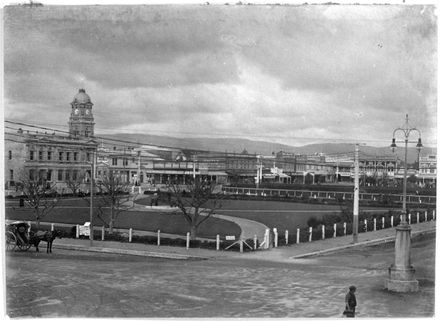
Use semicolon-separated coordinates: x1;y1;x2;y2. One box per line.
99;133;434;163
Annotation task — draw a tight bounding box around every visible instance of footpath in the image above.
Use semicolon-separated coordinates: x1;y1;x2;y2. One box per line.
53;220;436;262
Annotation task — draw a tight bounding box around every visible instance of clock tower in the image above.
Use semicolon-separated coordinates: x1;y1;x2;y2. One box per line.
68;89;95;137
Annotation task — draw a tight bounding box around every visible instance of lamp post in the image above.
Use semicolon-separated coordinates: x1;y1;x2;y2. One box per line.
385;114;422;292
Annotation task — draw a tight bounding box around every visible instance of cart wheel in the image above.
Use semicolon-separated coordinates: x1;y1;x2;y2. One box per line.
6;232;17;252
17;241;32;251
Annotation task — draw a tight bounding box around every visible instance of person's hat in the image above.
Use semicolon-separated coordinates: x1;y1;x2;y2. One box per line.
349;285;356;291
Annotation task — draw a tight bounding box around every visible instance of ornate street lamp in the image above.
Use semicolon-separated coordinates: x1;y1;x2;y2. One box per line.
385;114;422;292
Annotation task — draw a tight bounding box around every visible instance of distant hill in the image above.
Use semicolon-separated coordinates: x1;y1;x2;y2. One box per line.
99;133;435;163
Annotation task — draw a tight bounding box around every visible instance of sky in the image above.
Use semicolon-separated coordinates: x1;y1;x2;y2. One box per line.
3;2;438;148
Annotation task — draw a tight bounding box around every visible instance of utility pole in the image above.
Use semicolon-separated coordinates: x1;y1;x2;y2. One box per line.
137;150;141;186
89;149;95;246
353;144;359;243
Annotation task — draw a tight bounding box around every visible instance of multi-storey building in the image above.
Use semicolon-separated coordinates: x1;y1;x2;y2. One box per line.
418;154;436;186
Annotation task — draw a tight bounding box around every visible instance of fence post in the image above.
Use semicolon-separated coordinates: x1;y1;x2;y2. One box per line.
308;227;312;242
373;218;376;231
285;230;289;245
296;228;300;244
425;211;428;222
391;216;394;228
186;232;190;250
322;225;325;240
240;240;243;253
273;228;278;248
265;229;270;249
416;212;420;224
216;234;220;251
76;224;80;238
129;228;133;242
101;226;105;241
333;223;337;238
343;222;347;236
157;230;161;246
254;234;257;250
382;217;385;229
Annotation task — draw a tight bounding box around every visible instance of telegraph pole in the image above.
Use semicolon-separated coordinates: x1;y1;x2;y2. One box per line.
89;149;95;246
352;144;359;243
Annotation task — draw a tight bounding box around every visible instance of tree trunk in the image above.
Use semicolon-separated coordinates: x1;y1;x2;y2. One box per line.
190;225;198;241
109;207;114;234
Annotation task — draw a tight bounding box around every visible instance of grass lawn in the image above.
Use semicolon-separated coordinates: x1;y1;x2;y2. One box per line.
5;200;240;239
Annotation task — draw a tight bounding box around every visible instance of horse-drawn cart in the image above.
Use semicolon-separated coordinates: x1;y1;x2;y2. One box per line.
5;221;32;251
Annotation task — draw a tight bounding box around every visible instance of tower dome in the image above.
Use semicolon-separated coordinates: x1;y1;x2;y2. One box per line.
72;88;91;104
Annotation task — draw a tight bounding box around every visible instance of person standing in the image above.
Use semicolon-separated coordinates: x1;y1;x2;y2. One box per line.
343;285;357;317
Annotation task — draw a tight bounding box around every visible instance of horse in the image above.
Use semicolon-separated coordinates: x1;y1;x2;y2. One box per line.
29;230;63;253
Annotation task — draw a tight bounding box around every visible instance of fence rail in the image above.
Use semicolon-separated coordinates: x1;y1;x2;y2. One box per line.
222;186;436;205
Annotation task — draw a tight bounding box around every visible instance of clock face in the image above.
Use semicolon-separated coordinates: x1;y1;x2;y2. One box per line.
74;109;79;115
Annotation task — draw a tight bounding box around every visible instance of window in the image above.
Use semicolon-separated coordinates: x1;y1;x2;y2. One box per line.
112;158;118;166
30;151;35;161
9;169;13;181
65;171;70;181
66;152;70;161
86;153;91;162
58;170;63;181
74;152;78;161
72;170;78;180
29;169;35;180
47;151;52;161
47;170;52;181
8;150;12;160
39;151;43;161
123;158;128;166
59;152;63;161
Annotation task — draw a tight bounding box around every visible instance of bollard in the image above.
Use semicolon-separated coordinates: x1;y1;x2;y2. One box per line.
186;232;190;250
322;225;325;240
417;212;419;224
51;223;54;231
285;230;289;245
129;228;133;242
333;223;337;238
296;228;300;244
240;240;243;253
382;217;385;229
254;234;258;250
265;229;270;249
76;224;80;238
273;228;278;248
157;230;161;246
364;219;368;232
308;227;312;242
425;211;428;222
373;218;376;231
216;234;220;251
391;216;394;228
343;222;347;236
101;226;105;241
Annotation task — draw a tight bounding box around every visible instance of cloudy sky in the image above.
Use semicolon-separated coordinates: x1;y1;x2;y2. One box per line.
4;3;437;147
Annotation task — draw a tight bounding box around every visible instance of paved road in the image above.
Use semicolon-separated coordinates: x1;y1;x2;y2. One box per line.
5;233;435;318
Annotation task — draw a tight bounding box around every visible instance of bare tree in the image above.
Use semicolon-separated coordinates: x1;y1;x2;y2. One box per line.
16;170;59;228
65;173;86;196
168;178;223;240
92;171;138;234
